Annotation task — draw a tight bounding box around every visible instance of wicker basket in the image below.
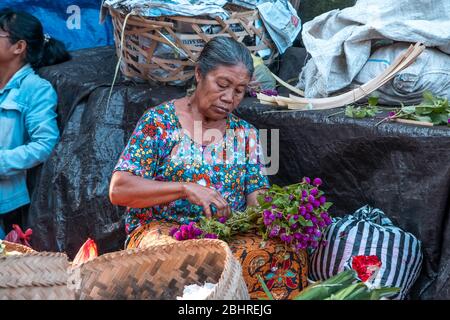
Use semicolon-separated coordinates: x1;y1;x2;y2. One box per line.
108;4;278;84
1;240;35;254
70;239;249;300
0;244;75;300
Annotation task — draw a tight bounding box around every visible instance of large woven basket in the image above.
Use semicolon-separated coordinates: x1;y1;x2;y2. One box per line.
70;239;249;300
108;4;278;84
0;242;74;300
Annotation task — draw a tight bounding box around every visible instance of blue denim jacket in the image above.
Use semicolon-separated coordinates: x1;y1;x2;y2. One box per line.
0;64;59;214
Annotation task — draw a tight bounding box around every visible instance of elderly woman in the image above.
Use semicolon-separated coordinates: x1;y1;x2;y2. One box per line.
109;36;269;244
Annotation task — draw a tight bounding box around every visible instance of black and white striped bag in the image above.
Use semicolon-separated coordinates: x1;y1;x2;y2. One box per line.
309;205;423;299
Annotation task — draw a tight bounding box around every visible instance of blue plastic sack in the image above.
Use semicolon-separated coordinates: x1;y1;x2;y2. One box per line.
0;0;114;51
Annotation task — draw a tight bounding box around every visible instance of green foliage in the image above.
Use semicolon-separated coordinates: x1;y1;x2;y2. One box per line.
345;95;380;119
396;91;450;125
258;269;401;300
198;206;261;241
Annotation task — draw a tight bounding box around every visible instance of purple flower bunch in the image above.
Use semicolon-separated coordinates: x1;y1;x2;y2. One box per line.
169;221;218;241
260;177;333;251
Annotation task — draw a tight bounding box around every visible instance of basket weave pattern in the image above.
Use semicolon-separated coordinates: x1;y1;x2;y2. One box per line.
0;243;74;300
109;5;278;83
71;239;249;300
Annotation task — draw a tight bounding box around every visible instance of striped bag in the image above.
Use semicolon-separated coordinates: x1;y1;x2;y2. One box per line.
309;205;423;299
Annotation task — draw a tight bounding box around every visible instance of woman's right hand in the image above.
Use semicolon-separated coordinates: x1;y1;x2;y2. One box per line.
182;182;231;218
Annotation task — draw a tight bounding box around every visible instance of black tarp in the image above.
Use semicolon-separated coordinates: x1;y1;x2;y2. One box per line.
28;46;450;300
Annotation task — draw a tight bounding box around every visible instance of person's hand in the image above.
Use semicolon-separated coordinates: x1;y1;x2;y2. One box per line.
182;182;230;218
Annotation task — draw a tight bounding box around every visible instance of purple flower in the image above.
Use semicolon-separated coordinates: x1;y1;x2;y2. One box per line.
268;213;275;221
263;209;271;218
309;240;319;249
320;212;329;220
301;190;308;198
194;228;203;237
264;196;273;203
304;213;311;220
290;223;298;230
271;204;278;209
169;227;178;237
298;206;306;216
311;216;318;224
293;214;299;221
310;188;319;197
314;230;322;238
285;235;293;243
204;233;218;239
319;196;326;204
174;231;183;241
313;178;322;187
305;204;314;212
306;227;315;235
324;217;332;225
218;216;227;224
296;242;307;250
318;220;326;228
388;111;396;117
308;195;315;203
303;177;311;184
263;218;273;226
277;212;283;219
269;228;279;238
280;234;287;242
294;233;302;240
313;200;321;208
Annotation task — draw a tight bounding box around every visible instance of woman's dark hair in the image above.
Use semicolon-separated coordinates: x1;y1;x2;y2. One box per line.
197;36;254;79
0;8;71;68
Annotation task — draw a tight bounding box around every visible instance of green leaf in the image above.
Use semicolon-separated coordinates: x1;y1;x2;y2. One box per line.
368;96;379;107
429;113;449;125
401;105;416;114
323;202;333;211
257;275;274;300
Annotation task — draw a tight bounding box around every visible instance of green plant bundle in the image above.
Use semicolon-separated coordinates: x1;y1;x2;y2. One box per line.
398;91;450;125
198;206;261;241
258;269;400;300
345;95;380;119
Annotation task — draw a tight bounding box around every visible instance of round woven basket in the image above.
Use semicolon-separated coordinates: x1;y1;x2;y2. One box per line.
0;245;74;300
70;239;249;300
1;240;36;254
108;4;278;84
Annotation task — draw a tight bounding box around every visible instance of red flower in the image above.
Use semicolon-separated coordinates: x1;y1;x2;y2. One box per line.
351;255;382;282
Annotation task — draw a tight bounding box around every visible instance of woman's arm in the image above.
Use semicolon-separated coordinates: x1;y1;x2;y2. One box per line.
109;171;230;217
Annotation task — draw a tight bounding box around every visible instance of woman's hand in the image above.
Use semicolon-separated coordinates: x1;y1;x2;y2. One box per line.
182;182;230;218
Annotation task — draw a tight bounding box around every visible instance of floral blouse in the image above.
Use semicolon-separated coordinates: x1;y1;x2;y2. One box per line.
114;101;269;236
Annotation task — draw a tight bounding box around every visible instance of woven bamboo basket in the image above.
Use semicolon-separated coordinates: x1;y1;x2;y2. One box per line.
0;243;75;300
108;4;278;84
70;239;249;300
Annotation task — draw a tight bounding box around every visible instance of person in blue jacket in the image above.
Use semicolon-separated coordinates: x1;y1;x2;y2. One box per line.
0;9;70;238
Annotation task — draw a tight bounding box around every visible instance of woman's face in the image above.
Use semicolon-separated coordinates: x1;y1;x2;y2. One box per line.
0;29;26;65
194;63;251;121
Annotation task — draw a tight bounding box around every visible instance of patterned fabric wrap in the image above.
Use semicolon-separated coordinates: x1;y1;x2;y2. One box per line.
127;223;308;300
228;231;308;300
309;205;423;300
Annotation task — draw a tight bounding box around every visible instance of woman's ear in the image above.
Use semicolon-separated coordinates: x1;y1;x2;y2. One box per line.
194;66;202;84
13;39;27;57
